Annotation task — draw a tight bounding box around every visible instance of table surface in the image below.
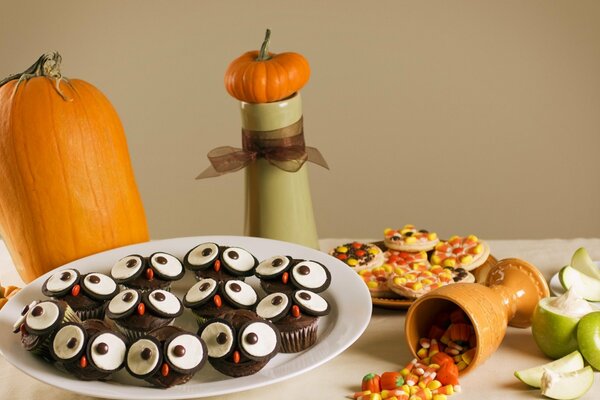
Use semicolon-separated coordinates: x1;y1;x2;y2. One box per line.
2;237;600;400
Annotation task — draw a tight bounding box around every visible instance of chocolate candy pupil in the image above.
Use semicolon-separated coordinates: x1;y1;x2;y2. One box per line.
216;332;228;345
31;306;44;317
122;292;134;302
126;259;138;268
272;258;284;267
299;292;311;300
154;292;166;301
230;283;241;292
298;265;311;275
199;282;211;291
89;275;101;284
60;271;71;281
271;295;283;305
156;256;168;265
173;345;186;357
228;250;239;260
201;248;213;257
245;332;259;345
141;347;152;360
67;337;78;349
96;342;109;355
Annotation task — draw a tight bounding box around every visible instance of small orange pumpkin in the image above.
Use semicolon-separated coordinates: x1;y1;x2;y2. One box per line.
224;29;310;103
0;52;149;283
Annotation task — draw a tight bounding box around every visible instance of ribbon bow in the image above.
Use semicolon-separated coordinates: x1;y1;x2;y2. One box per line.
196;117;328;179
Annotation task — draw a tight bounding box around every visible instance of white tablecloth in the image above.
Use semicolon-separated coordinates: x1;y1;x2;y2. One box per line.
2;238;600;400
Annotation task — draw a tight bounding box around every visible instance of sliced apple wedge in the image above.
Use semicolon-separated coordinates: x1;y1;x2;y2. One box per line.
571;247;600;280
541;366;594;400
514;350;584;388
559;266;600;302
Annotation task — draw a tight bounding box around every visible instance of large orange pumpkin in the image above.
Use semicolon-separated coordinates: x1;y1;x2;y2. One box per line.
224;29;310;103
0;52;149;283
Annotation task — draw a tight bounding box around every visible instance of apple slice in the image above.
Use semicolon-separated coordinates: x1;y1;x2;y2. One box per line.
514;350;584;388
571;247;600;280
559;266;600;301
577;311;600;370
541;366;594;400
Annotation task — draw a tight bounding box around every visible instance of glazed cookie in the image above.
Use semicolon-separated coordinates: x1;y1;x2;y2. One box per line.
329;242;384;271
126;326;207;388
105;288;183;341
183;278;258;324
430;235;490;271
184;242;258;282
198;310;280;377
258;258;331;295
358;265;403;298
387;265;474;299
384;250;430;270
383;224;439;252
110;252;185;292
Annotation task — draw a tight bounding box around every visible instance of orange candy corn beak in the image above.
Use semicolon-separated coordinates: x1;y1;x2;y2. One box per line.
213;294;222;308
161;362;169;377
214;260;221;272
282;272;289;284
233;351;240;364
71;284;81;297
79;355;87;368
145;268;154;281
137;302;145;316
291;305;301;318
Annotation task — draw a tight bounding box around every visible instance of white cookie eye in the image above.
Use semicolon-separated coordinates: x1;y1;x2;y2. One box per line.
255;256;291;278
146;290;182;317
127;338;161;377
221;247;257;275
293;290;330;316
256;293;290;321
186;243;219;269
149;252;184;280
223;280;257;307
184;278;218;307
25;301;61;333
290;261;331;292
165;333;206;371
110;255;144;281
13;301;39;333
200;321;235;359
239;321;279;360
43;269;79;295
83;273;118;298
89;332;126;372
107;289;139;318
52;324;85;361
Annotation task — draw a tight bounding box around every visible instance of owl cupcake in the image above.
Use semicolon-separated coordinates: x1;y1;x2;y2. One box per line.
105;288;183;341
126;326;207;388
198;310;280;377
183;242;258;282
110;252;185;292
256;256;331;295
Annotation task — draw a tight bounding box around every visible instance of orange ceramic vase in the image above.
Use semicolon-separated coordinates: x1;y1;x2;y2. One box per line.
405;258;549;374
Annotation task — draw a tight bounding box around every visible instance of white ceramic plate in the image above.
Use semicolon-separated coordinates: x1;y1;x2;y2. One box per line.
0;236;372;399
549;261;600;306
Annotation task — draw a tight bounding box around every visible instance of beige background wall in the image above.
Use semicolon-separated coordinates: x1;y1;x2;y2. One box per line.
1;1;599;241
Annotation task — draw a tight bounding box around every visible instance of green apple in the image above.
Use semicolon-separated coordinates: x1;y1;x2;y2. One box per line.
571;247;600;280
531;288;593;359
514;350;584;388
577;311;600;370
540;366;594;400
559;265;600;301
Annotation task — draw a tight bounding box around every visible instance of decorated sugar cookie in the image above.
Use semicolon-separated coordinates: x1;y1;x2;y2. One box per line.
430;235;490;271
383;225;439;251
329;242;384;271
358;265;401;298
384;250;430;270
387;265;474;299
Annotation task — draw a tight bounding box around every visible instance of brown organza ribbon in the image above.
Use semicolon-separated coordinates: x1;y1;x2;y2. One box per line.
196;117;328;179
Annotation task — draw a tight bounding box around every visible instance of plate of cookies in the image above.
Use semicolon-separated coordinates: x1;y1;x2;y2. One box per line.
329;224;498;309
0;235;371;399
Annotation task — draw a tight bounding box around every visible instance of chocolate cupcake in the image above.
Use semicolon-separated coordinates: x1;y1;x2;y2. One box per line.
49;319;123;381
126;326;207;388
183;278;258;325
184;242;258;282
257;257;331;295
110;253;185;292
13;300;80;359
42;269;116;320
198;310;279;377
255;290;330;353
105;288;183;341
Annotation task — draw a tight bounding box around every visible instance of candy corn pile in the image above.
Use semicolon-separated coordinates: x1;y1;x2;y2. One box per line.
350;308;475;400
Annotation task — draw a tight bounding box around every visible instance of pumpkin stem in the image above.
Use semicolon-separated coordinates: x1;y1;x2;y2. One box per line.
0;51;71;101
256;29;272;61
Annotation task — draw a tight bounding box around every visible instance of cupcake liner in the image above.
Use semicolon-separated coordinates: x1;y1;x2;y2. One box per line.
114;324;147;342
279;320;318;353
75;305;105;321
30;303;81;359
